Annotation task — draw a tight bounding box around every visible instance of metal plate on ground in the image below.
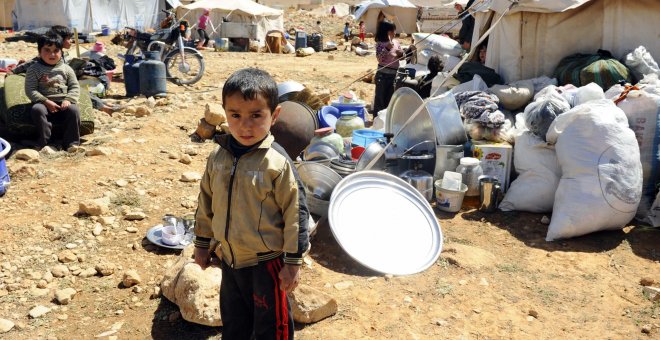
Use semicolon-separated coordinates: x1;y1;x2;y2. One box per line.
146;225;191;250
328;171;443;275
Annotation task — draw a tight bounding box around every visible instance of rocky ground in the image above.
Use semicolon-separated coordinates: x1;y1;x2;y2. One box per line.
0;9;659;340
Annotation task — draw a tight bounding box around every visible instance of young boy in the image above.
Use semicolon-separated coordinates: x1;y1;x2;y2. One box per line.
194;68;310;340
343;22;351;42
25;33;81;151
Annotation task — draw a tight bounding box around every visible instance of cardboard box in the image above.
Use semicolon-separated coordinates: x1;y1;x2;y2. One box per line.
471;141;513;192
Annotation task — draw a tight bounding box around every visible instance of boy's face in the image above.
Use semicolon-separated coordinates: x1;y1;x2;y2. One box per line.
39;44;62;65
62;36;72;49
224;92;280;147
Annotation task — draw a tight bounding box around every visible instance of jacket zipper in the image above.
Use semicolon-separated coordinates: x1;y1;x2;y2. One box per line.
224;156;239;268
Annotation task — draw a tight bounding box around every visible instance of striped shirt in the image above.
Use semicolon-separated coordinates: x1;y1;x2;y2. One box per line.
25;58;80;104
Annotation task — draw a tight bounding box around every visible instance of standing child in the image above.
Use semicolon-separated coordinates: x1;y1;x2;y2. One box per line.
359;21;366;42
25;33;81;151
197;8;211;48
194;68;310;340
343;22;351;42
373;20;403;116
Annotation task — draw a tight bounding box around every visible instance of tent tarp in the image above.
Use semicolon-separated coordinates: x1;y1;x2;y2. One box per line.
177;0;283;47
488;0;591;14
13;0;171;33
477;0;660;83
0;0;14;28
354;0;419;34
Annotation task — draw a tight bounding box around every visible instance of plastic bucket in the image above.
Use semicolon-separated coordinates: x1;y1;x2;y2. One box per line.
0;137;11;197
434;179;468;213
215;38;229;51
351;129;384;148
318;105;340;129
101;25;110;36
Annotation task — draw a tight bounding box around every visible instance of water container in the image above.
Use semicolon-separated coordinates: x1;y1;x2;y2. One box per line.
351;129;385;148
0;137;11;197
318;105;340;129
123;55;142;97
139;51;167;98
294;31;307;50
101;25;110;36
307;33;323;52
215;38;228;52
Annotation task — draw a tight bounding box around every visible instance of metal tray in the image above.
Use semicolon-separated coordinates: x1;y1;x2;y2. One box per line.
328;171;443;275
146;225;192;250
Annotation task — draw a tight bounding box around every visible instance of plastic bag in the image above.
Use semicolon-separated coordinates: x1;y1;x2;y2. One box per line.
574;82;605;106
545;99;642;241
523;87;571;141
450;74;488;94
500;132;561;213
489;80;535;111
624;46;660;81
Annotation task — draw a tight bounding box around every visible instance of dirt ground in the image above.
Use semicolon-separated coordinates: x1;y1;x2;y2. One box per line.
1;11;660;340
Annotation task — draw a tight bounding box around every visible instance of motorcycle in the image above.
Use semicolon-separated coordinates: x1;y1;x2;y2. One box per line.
118;9;205;85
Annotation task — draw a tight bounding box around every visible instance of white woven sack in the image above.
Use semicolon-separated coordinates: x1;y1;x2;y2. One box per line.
545;99;642;241
412;33;463;57
499;132;560;213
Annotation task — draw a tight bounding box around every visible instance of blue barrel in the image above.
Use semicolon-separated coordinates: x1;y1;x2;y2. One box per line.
101;25;110;36
294;31;307;50
0;137;11;197
123;55;142;97
139;51;167;98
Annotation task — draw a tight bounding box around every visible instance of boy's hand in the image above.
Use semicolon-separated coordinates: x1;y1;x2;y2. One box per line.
44;100;61;113
278;264;300;293
194;247;210;269
61;100;71;109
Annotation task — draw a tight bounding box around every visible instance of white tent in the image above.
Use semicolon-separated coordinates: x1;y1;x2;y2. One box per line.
354;0;419;35
177;0;283;47
0;0;15;29
13;0;182;33
475;0;660;83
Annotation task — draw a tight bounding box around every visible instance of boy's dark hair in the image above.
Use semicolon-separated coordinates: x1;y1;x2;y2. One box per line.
345;22;349;26
222;68;278;113
49;25;73;40
427;55;442;75
37;33;63;51
375;20;396;42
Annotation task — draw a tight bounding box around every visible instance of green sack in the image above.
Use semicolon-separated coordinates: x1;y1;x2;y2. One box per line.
580;57;632;91
1;74;95;138
554;53;601;87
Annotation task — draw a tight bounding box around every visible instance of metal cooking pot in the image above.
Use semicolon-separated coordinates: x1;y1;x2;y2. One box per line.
400;167;434;202
434;145;464;179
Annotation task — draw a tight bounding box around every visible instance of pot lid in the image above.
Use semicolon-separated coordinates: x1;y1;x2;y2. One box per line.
328;171;443;275
298;163;343;201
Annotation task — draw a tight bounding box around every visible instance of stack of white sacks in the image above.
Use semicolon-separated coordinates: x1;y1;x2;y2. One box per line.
499;45;660;241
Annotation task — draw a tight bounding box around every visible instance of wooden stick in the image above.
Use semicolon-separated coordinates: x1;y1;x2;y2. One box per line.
73;28;80;57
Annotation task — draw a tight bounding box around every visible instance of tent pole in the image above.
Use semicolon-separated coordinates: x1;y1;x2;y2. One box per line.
73;28;80;57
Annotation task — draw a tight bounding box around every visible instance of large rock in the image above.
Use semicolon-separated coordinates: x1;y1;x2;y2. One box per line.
78;197;110;216
14;149;40;161
204;103;227;126
55;288;77;305
122;270;142;288
0;318;15;333
290;285;337;324
161;245;223;327
442;244;498;270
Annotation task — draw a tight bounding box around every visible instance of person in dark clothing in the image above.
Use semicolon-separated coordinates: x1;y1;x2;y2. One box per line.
417;55;442;98
455;0;476;50
373;19;403;116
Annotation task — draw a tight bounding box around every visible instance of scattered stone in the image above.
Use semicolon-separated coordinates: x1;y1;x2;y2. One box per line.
479;278;489;286
37;280;48;288
51;264;70;278
58;250;78;263
643;286;660;302
435;319;449;327
30;288;49;297
135;106;152;118
528;309;539;318
124;211;147;221
86;147;113;157
96;262;116;276
78;197;111;216
541;216;550;224
180;172;202;182
126;226;139;233
79;268;97;278
55;288;77;305
641;324;652;334
28;305;50;318
150;286;161;299
527;316;535;322
289;285;338;324
10;164;37;178
0;318;14;333
15;149;40;161
56;314;68;321
333;281;353;290
132;286;143;293
99;216;116;226
115;179;129;187
179;154;193;165
93;224;104;236
640;277;655;287
40;146;60;155
122;270;142;287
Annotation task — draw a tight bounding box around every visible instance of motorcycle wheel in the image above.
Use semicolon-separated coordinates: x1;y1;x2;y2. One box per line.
163;49;204;85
